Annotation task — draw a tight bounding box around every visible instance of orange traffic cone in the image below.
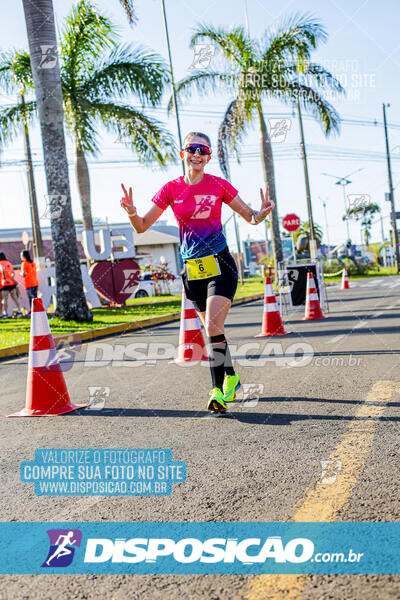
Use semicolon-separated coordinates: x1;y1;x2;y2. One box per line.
8;298;87;417
255;277;289;336
303;272;325;320
341;268;350;289
171;288;208;363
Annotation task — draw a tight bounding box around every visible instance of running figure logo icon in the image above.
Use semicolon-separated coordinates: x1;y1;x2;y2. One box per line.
189;44;215;70
192;195;217;219
41;529;82;567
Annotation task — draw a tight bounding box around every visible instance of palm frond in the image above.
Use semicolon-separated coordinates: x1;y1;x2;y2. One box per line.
282;62;345;94
61;0;114;88
191;24;252;67
117;0;137;25
169;70;239;112
217;97;251;178
271;80;341;136
262;13;327;66
0;50;33;93
0;100;37;146
80;44;169;105
64;99;99;154
91;102;177;166
347;203;381;218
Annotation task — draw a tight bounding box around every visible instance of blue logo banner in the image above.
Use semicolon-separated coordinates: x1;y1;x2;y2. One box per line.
0;522;399;574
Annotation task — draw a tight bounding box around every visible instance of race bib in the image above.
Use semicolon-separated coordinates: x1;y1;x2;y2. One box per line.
186;255;221;280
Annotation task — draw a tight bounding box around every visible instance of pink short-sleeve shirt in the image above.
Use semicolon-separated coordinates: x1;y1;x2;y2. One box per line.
151;173;238;260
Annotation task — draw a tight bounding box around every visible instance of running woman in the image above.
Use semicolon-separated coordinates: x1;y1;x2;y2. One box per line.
120;132;274;412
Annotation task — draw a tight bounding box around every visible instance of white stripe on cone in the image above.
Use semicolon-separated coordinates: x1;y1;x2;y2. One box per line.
265;284;274;297
264;303;279;312
30;311;51;337
183;295;192;309
29;348;59;369
308;293;319;301
183;318;201;331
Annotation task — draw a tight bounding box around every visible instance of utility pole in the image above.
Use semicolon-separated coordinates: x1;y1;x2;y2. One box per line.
21;93;43;261
382;103;400;274
161;0;184;175
244;0;250;36
297;101;316;260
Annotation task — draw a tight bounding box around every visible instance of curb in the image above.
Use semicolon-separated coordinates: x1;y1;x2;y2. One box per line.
0;293;264;360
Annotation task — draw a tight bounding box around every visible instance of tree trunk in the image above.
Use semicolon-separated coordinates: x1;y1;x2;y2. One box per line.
21;93;44;260
257;102;283;266
22;0;92;321
75;143;93;231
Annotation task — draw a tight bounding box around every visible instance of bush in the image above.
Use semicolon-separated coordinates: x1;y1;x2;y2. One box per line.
322;257;377;276
343;258;374;275
322;258;343;274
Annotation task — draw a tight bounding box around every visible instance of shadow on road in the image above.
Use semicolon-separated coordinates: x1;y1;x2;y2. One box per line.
327;295;398;303
69;405;400;425
282;325;400;337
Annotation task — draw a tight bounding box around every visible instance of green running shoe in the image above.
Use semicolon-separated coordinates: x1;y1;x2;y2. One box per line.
223;374;241;402
207;388;227;413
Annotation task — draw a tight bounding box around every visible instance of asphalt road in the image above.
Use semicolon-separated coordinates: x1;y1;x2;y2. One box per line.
1;275;400;599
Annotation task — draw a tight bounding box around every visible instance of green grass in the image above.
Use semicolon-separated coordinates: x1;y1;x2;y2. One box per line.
325;266;397;282
0;303;181;349
0;278;265;350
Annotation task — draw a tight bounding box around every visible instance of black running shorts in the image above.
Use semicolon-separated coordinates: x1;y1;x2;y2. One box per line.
182;246;238;313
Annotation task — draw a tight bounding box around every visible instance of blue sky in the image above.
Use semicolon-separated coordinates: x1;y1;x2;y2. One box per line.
1;0;400;248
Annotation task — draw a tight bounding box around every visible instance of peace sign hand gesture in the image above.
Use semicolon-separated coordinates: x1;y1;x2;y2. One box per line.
258;186;274;219
120;184;137;217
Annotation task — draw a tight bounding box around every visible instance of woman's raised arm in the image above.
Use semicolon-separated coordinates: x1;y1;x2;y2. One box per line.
120;184;164;233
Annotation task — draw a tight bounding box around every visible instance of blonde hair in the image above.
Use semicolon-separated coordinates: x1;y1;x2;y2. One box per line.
183;132;211;148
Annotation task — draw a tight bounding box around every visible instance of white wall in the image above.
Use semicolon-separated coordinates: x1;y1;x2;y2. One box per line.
137;243;179;274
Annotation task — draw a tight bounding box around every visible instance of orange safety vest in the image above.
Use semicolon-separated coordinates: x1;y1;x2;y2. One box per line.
0;260;15;287
21;259;38;288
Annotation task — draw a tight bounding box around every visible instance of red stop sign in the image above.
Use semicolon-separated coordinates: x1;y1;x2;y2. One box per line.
283;213;301;232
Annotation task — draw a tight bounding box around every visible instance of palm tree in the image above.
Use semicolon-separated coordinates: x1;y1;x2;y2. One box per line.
3;0;176;230
367;241;389;271
22;0;92;321
116;0;136;25
0;50;44;260
293;220;323;253
173;16;344;266
345;202;380;246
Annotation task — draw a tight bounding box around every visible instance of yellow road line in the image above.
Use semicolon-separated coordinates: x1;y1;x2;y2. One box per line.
245;380;398;600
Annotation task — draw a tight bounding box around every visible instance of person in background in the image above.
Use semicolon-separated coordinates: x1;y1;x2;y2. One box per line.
0;276;3;315
20;250;39;313
0;251;23;318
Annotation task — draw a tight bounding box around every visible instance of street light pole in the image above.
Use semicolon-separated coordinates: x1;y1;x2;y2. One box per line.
319;196;330;250
341;183;351;241
297;101;316;259
382;102;400;274
161;0;184;175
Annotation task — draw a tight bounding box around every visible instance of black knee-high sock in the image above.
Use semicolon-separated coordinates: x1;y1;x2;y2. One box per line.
208;334;235;389
224;343;235;376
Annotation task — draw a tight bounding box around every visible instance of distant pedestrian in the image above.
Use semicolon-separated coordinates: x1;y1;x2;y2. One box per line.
20;250;39;313
0;252;23;318
0;277;3;316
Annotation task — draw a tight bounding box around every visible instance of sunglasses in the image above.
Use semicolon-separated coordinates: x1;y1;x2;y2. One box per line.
183;143;211;156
